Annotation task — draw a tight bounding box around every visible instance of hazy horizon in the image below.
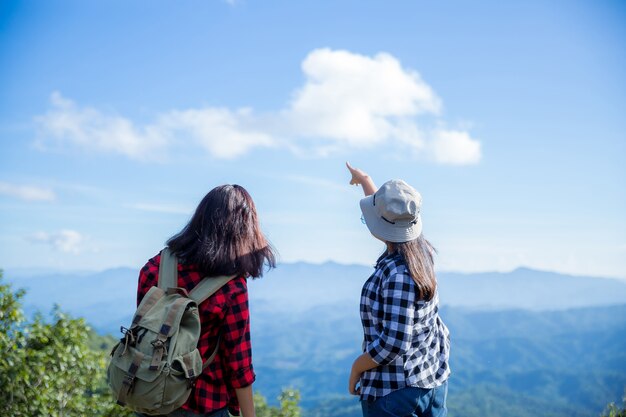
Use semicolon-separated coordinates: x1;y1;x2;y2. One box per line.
5;262;626;283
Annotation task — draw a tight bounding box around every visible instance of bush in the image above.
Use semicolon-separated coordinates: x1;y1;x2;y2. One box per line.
255;388;302;417
0;269;299;417
0;270;130;417
601;391;626;417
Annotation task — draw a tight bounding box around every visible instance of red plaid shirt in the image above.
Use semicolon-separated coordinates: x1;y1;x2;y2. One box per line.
137;252;256;416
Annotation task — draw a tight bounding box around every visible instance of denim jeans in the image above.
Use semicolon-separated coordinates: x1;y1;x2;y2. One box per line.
135;407;229;417
361;381;448;417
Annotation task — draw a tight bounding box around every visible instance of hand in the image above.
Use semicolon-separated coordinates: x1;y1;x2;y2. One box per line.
346;162;377;197
346;162;370;186
348;367;362;396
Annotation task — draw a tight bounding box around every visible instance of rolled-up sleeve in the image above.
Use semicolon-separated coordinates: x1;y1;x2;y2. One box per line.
222;280;256;388
366;268;416;365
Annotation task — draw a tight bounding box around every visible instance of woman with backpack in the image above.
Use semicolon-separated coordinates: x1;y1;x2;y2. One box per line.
136;184;276;417
346;162;451;417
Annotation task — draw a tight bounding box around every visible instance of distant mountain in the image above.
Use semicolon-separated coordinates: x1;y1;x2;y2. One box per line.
3;263;625;417
438;267;626;311
5;267;138;333
4;262;626;334
253;263;626;315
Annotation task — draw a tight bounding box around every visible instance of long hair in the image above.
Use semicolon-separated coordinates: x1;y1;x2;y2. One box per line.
166;184;276;278
389;235;437;301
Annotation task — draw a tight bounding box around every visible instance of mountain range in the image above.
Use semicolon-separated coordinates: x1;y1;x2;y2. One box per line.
3;263;626;416
5;263;626;334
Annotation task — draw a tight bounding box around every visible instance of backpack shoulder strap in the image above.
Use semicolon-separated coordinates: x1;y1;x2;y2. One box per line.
189;275;237;371
202;335;221;371
188;275;237;304
158;247;179;290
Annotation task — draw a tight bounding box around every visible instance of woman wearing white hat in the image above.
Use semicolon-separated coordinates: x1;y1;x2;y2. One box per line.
346;162;451;417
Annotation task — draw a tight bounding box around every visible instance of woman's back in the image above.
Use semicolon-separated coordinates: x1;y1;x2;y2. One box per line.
135;183;275;417
359;251;450;401
137;252;255;415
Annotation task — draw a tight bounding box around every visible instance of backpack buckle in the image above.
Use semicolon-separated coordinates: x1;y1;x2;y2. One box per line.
116;374;136;406
151;339;167;351
122;373;135;388
119;327;137;356
149;339;168;370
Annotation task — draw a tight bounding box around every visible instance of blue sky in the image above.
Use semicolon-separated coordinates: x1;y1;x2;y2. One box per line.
0;0;624;278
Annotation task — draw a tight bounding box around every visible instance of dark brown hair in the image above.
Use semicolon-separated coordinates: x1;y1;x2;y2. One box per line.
166;184;276;278
389;235;437;301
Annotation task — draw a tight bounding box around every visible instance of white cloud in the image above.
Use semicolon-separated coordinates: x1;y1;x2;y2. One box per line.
36;93;274;160
28;230;84;254
287;48;441;146
429;129;482;165
160;107;275;159
0;182;56;202
35;49;481;164
36;92;168;161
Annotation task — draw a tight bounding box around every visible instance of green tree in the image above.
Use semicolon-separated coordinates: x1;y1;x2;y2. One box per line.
254;388;302;417
601;391;626;417
0;270;130;417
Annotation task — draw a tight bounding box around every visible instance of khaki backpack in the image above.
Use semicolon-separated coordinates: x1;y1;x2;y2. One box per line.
107;248;235;415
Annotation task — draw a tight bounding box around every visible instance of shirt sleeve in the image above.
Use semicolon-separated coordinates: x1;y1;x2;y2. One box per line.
137;256;159;306
366;265;416;366
221;279;256;388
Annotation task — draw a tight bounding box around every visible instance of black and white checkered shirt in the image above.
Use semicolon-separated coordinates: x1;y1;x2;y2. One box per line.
359;251;451;401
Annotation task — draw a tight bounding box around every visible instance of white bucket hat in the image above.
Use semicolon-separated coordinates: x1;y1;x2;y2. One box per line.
359;179;423;243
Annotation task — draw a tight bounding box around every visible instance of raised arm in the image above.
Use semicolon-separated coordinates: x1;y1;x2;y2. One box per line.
346;162;377;196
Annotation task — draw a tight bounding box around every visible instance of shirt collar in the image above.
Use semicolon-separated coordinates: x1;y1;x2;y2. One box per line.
375;250;402;268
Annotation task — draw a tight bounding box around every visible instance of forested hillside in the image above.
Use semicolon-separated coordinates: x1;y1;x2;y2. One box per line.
4;266;626;417
251;302;626;417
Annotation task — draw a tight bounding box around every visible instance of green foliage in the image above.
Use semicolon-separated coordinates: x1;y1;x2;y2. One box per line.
254;388;302;417
0;270;132;417
601;391;626;417
1;269;298;417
